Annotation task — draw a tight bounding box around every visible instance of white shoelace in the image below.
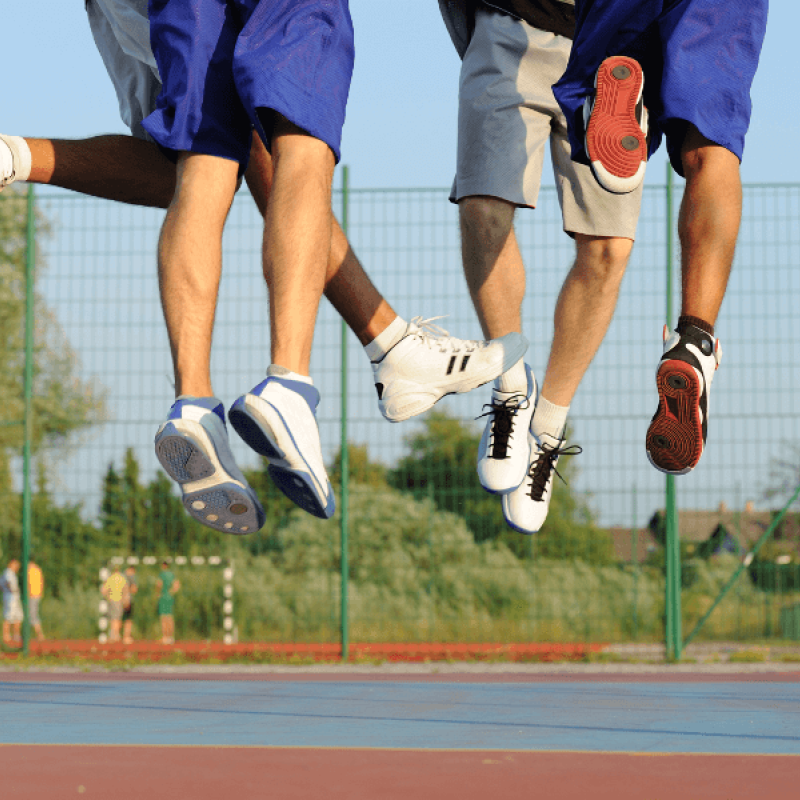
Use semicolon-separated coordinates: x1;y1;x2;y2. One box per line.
407;316;481;354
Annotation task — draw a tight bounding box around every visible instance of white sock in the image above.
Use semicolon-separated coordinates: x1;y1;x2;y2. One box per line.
267;365;313;385
364;316;407;361
495;359;527;393
531;396;569;440
0;135;32;184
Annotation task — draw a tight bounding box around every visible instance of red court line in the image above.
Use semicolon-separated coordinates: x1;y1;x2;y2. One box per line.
2;670;799;683
1;746;795;800
2;639;605;663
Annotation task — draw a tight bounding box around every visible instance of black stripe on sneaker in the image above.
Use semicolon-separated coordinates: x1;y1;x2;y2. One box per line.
447;356;456;375
460;355;470;373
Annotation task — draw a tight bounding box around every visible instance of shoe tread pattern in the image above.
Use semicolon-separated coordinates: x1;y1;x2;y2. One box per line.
586;56;646;180
646;359;704;474
156;430;215;483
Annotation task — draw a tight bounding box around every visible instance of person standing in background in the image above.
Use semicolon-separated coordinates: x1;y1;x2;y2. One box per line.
1;559;23;645
27;556;45;642
101;563;128;643
156;561;180;645
122;565;138;644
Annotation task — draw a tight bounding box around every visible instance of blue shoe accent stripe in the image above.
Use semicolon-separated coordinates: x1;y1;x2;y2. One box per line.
228;397;281;459
168;397;227;427
251;377;320;414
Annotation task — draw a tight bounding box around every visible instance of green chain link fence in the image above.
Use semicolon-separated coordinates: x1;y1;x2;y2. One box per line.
2;176;800;653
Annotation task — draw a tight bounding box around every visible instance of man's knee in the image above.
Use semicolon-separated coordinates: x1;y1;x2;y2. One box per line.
680;126;739;182
574;235;632;285
459;195;515;250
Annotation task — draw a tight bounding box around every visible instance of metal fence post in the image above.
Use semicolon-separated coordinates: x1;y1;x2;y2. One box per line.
664;163;682;660
21;185;36;656
631;484;639;641
339;166;350;662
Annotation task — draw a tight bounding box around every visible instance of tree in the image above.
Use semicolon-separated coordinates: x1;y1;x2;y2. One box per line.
328;442;389;488
0;186;106;489
388;410;614;562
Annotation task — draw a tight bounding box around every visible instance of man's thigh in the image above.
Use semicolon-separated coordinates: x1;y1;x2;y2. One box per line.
452;10;560;208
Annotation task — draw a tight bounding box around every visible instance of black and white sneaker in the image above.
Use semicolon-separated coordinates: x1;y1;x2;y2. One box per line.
476;364;537;494
372;317;528;423
502;432;582;535
646;324;721;475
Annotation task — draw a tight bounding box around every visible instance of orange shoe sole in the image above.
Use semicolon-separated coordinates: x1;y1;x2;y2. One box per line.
646;359;704;474
586;56;646;189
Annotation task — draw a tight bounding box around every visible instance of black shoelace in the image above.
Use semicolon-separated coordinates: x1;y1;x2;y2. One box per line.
528;441;583;501
477;395;529;460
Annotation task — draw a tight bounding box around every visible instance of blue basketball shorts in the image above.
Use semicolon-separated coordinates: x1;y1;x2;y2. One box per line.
552;0;768;176
142;0;354;167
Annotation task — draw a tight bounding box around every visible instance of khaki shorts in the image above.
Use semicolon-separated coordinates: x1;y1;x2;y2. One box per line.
86;0;161;141
452;9;642;240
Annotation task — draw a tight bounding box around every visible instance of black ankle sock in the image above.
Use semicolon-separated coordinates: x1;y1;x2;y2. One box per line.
677;315;714;338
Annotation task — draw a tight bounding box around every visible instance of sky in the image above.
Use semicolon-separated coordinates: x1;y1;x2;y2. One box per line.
4;1;795;190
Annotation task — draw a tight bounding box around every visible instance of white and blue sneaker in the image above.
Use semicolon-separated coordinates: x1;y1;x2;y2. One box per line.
476;365;538;494
228;368;335;520
155;397;265;535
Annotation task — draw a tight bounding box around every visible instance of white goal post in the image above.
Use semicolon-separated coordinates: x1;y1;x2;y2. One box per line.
97;555;235;644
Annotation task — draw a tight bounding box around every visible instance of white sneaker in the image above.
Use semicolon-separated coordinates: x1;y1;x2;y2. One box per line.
0;135;32;189
372;316;528;423
502;432;582;535
155;397;265;535
646;324;721;475
228;370;335;519
476;364;537;494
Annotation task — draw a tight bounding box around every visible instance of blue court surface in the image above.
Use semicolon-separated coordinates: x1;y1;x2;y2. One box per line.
3;673;800;752
2;671;799;799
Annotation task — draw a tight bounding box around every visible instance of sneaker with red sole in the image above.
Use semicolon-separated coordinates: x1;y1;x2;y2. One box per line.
583;56;648;194
646;324;721;475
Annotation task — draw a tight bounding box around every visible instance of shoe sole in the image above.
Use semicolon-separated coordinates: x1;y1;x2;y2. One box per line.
585;56;646;194
380;336;529;423
645;360;704;475
155;422;264;534
229;396;335;520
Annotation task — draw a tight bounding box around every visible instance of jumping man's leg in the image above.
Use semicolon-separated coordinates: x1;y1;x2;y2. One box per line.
1;134;176;207
678;126;742;327
502;234;632;534
262;116;334;374
645;125;737;474
154;152;265;535
158;153;238;398
538;234;633;409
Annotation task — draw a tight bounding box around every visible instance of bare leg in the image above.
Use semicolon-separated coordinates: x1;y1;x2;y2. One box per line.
158;152;239;397
540;234;632;406
459;196;524;339
262;116;335;374
678;126;742;325
245;136;395;346
25;135;176;208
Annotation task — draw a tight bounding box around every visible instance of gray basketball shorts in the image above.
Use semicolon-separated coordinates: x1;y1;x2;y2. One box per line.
86;0;161;141
452;9;642;240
